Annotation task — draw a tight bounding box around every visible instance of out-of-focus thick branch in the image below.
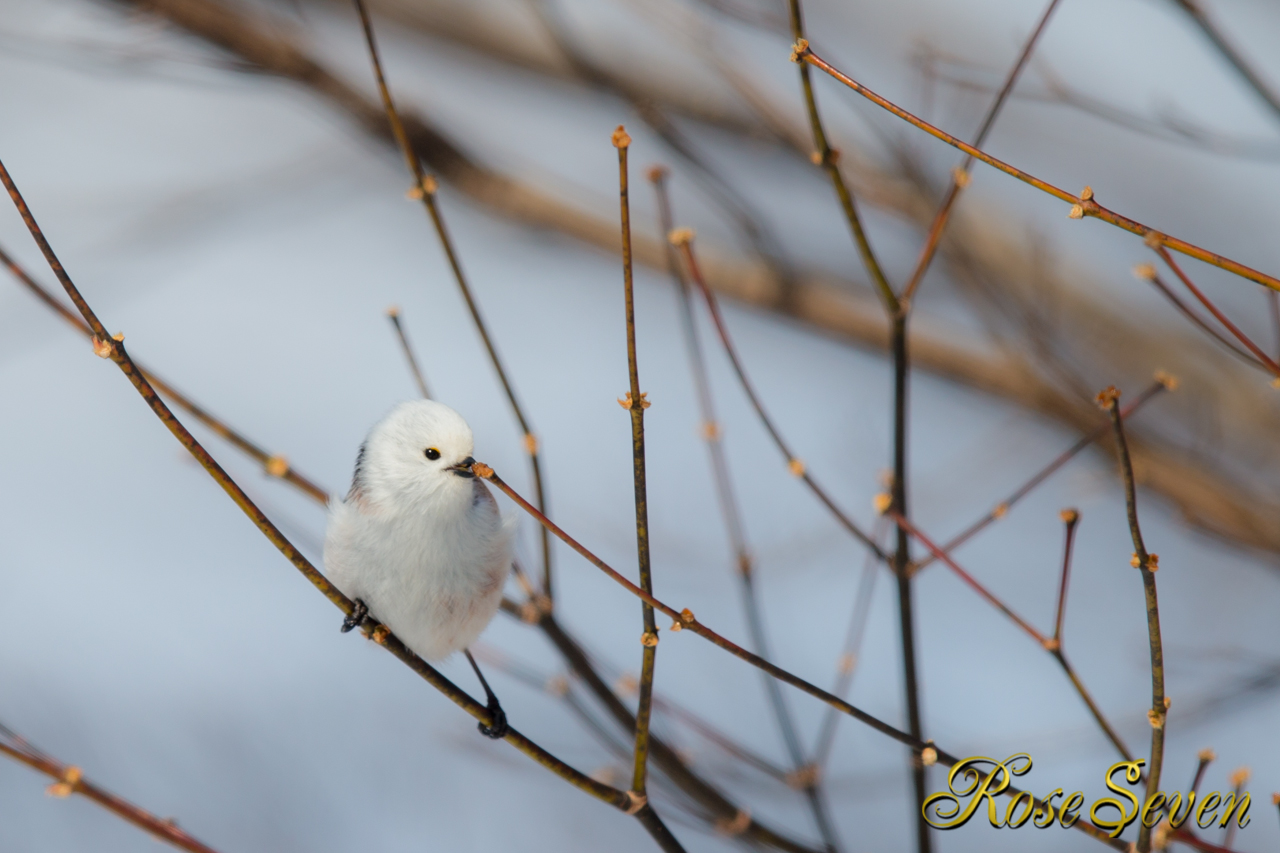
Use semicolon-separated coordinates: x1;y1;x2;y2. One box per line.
105;0;1280;556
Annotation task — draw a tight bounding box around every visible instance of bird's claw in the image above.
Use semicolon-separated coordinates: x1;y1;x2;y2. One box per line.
341;598;369;633
477;695;508;740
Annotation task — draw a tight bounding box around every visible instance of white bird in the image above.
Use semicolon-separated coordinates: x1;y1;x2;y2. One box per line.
324;399;513;737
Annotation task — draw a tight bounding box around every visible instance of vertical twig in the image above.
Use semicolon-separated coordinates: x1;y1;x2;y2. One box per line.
614;127;658;808
888;307;930;853
351;0;555;603
1052;508;1080;645
786;1;898;313
385;305;431;398
650;166;842;852
899;0;1064;305
1101;386;1166;853
1223;767;1249;848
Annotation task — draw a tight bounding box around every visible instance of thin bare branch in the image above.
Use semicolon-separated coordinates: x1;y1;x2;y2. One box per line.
350;0;555;601
0;730;220;853
1134;264;1265;368
671;232;886;561
1153;245;1280;377
612;127;660;804
1101;387;1166;853
0;241;330;504
651;166;841;851
900;0;1063;305
385;305;431;398
787;0;898;313
796;44;1280;293
914;379;1167;572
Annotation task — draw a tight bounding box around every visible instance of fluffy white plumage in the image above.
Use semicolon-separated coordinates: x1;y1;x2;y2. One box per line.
323;400;512;662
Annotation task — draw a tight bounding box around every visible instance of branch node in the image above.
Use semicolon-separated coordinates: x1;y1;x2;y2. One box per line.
1133;263;1157;281
838;652;857;674
645;165;668;183
873;492;892;514
623;790;647;814
91;336;113;358
1080;185;1095;201
1154;370;1180;391
714;809;752;835
522;433;539;455
1068;204;1084;219
1042;637;1061;652
787;457;806;477
1147;708;1166;729
789;39;810;63
617;391;650;410
699;420;721;441
545;674;569;697
991;501;1009;519
1059;508;1079;524
611;125;631;149
667;227;694;247
264;455;290;478
1199;748;1217;762
45;765;82;798
951;167;972;188
641;631;659;647
920;744;938;767
1144;230;1164;249
784;764;821;790
1095;385;1121;408
471;461;494;479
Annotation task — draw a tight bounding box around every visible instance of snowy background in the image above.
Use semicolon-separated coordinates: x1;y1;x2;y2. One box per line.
1;0;1279;850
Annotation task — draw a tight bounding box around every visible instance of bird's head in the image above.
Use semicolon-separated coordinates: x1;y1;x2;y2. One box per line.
354;399;480;506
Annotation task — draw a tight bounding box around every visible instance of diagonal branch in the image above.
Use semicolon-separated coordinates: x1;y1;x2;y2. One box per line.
0;725;221;853
796;43;1280;294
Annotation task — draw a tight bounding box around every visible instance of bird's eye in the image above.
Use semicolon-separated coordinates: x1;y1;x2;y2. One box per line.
424;448;441;460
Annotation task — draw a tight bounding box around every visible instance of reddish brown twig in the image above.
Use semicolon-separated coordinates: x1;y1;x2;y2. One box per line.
0;733;220;853
671;232;885;561
889;511;1047;645
1153;245;1280;377
1133;263;1264;368
795;44;1280;294
1052;509;1080;645
650;167;841;849
899;0;1064;306
913;378;1167;572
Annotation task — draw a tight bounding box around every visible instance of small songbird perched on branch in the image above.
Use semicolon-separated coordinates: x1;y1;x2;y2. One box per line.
324;399;514;737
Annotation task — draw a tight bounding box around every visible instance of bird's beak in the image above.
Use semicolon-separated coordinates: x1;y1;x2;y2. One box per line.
449;456;477;478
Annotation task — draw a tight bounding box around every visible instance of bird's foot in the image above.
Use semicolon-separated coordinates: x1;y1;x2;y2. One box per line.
477;695;509;740
341;598;369;633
